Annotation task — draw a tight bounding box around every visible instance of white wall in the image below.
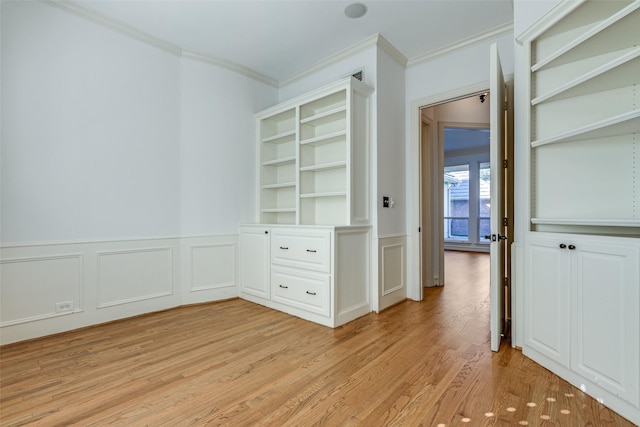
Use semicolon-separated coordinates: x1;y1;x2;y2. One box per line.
179;59;276;236
1;0;181;243
375;48;406;237
406;33;514;103
0;1;277;344
514;0;562;39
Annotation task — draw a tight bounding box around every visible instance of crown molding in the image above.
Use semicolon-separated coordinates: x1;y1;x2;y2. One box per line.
407;22;514;68
41;0;183;56
279;33;408;88
279;34;379;87
41;0;513;89
40;0;279;87
376;34;409;68
181;51;278;87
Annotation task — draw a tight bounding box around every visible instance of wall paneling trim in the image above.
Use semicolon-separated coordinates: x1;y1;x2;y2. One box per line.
0;234;238;345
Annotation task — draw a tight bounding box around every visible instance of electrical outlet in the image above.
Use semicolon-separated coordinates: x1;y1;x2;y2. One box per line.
55;301;74;313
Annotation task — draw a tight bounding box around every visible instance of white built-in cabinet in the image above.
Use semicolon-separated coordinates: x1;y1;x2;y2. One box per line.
240;77;373;328
238;224;370;328
525;234;639;406
523;1;640;424
257;76;372;226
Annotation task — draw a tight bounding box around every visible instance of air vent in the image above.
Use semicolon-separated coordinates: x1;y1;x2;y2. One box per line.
352;70;363;81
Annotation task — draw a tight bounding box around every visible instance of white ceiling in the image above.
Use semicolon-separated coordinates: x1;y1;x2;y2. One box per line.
67;0;514;83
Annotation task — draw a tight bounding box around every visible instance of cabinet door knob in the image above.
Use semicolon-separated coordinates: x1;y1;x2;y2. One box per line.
559;243;567;249
306;249;317;253
279;284;288;289
306;291;316;295
568;244;576;250
280;246;289;250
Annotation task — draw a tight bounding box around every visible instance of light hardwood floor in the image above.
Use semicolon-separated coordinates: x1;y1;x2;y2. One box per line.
0;251;634;426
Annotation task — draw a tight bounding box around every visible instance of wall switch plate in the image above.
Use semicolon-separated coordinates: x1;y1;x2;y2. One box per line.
55;301;74;313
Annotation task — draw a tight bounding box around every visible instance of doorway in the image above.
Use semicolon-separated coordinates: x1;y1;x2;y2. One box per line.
420;93;491;289
409;79;513;348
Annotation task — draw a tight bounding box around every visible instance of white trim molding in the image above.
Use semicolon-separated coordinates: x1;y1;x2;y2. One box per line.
515;0;584;45
408;22;514;67
381;243;405;295
96;247;174;308
187;242;236;292
41;0;183;56
0;234;238;345
280;34;382;87
40;0;278;87
40;1;515;89
181;51;278;87
0;254;84;327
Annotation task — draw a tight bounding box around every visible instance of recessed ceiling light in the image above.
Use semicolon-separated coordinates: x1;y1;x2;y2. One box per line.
345;2;367;19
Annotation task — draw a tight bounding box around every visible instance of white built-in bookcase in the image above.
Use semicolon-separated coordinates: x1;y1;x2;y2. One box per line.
522;2;640;424
529;0;639;236
257;77;372;226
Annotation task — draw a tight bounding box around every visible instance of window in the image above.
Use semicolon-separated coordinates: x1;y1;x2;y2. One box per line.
444;165;469;241
479;162;491;242
444;162;490;245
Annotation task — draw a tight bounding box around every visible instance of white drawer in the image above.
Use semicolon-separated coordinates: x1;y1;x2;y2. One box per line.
271;267;330;317
271;228;331;273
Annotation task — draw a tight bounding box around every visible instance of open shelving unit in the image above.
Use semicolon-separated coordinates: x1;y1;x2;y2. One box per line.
529;0;639;236
259;108;297;224
255;76;372;226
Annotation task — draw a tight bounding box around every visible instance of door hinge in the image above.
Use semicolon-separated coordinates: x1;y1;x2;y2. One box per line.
503;159;508;168
418;227;421;232
503;277;509;287
503;217;508;226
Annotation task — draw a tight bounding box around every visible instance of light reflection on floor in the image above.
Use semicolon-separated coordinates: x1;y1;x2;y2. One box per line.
436;392;575;426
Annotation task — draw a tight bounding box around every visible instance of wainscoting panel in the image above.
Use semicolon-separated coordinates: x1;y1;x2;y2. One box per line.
97;247;174;308
0;254;83;326
0;234;239;345
180;235;238;305
189;243;235;292
376;235;407;312
382;243;404;295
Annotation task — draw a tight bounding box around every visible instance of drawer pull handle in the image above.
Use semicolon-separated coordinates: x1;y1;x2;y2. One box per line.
279;284;288;289
306;291;316;295
568;244;576;250
559;243;567;249
306;249;317;253
280;246;289;250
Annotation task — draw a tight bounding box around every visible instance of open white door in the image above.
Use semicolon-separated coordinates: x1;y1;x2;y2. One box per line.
489;43;506;352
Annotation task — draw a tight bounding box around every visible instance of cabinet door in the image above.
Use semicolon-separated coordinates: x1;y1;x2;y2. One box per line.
525;237;571;367
238;227;270;299
571;240;640;406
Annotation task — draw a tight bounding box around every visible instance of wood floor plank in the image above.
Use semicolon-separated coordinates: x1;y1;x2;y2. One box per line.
1;252;635;426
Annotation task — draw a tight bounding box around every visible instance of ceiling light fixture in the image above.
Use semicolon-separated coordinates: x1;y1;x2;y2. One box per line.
345;2;367;19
